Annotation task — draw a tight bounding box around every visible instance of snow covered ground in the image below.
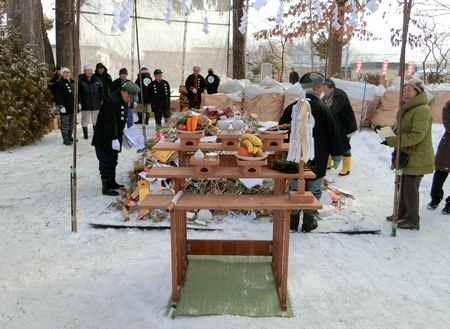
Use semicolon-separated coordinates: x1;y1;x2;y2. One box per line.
1;120;449;329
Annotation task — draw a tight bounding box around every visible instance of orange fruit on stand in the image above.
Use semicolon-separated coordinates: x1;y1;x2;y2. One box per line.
237;146;247;156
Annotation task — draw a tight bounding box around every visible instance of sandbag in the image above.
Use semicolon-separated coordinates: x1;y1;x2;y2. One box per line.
360;96;382;127
201;93;242;111
429;91;450;124
243;93;284;121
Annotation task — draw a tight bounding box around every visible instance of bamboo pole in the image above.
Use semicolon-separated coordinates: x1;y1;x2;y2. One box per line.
134;0;146;140
391;0;413;237
70;0;82;233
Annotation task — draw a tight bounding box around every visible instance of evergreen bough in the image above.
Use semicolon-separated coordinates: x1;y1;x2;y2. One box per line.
0;29;53;151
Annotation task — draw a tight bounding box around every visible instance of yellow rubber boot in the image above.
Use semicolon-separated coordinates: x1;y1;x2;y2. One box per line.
339;156;351;176
326;155;332;170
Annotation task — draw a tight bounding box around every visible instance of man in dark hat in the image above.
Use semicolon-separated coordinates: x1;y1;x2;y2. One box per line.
278;72;350;232
289;67;299;84
205;68;220;94
92;81;140;196
134;66;153;125
149;69;171;127
95;63;113;97
111;68;130;92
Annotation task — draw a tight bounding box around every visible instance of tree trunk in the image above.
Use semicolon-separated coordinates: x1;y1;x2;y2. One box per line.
326;3;345;77
7;0;53;76
232;0;246;79
56;0;74;72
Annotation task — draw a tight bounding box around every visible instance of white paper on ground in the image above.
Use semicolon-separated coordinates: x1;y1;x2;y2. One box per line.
239;178;264;189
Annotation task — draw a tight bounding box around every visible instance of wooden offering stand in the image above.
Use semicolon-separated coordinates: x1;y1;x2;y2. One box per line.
259;133;288;151
142;135;322;310
176;131;204;150
217;133;241;150
189;156;220;174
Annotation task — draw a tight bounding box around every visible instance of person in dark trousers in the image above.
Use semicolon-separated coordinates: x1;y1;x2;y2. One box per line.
149;69;171;127
94;63;113;97
50;65;63;103
279;72;350;233
289;67;299;84
111;68;130;92
185;66;206;109
427;98;450;214
78;64;104;140
205;68;220;94
322;78;358;175
134;66;153;125
92;82;140;196
55;67;75;146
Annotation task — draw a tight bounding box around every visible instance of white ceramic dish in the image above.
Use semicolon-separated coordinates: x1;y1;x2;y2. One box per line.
258;128;289;135
235;152;268;161
176;130;204;134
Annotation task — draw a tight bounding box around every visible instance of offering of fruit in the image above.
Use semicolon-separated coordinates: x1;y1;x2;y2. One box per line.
239;134;264;157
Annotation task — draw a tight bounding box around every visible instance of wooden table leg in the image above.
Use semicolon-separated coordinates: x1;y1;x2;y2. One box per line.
170;210;180;307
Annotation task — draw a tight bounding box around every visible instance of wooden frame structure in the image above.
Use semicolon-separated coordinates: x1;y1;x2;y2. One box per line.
140;141;321;309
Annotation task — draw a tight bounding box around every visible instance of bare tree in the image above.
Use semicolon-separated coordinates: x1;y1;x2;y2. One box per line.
55;0;75;71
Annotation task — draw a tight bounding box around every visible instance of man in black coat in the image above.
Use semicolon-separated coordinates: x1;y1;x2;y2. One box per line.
149;69;171;127
185;66;206;109
111;68;131;92
92;82;140;196
78;64;104;139
134;66;153;125
322;78;358;176
289;67;299;84
205;68;220;94
95;63;113;97
279;72;350;232
55;67;75;145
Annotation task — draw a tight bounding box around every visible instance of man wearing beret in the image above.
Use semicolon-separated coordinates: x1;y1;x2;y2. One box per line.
92;82;140;196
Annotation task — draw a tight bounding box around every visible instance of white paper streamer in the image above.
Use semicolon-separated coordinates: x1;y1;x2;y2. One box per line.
238;8;248;35
98;0;104;19
331;5;340;30
202;16;209;35
314;0;322;21
111;5;121;33
349;1;358;28
253;0;268;11
366;0;379;13
275;0;284;24
164;0;172;25
182;0;192;16
118;0;133;33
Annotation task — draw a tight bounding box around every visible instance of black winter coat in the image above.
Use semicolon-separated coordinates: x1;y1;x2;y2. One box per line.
185;73;206;101
111;78;130;93
94;69;113;97
149;79;171;113
91;90;127;152
55;78;75;115
322;88;358;136
205;73;220;94
78;74;104;111
134;71;152;104
50;73;61;102
279;93;350;178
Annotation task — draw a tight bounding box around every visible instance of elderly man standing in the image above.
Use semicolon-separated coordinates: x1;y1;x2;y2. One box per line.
185;66;206;109
322;78;358;175
92;82;140;196
278;72;350;232
78;64;104;139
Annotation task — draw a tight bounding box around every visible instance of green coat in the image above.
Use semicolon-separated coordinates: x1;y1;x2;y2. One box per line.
385;92;435;175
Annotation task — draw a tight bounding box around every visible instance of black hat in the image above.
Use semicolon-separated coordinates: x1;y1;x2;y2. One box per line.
154;69;163;75
119;68;128;75
96;63;106;69
56;65;63;71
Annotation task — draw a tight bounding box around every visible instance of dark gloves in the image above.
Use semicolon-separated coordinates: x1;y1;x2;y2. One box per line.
380;140;387;145
374;125;381;133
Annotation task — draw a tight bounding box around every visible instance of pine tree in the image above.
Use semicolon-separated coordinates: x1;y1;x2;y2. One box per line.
0;29;53;150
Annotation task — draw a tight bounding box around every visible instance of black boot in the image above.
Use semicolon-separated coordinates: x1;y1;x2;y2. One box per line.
101;177;119;196
301;212;318;233
67;130;78;142
110;175;124;189
144;113;149;125
135;112;143;124
61;131;73;145
82;127;88;139
290;213;300;232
